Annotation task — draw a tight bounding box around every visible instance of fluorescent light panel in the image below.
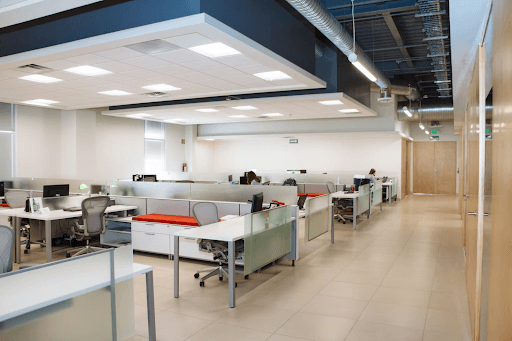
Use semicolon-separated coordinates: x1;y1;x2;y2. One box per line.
352;61;377;82
253;71;292;81
19;74;62;83
403;106;412;117
232;106;257;110
142;84;181;91
99;90;133;96
339;109;359;113
64;65;112;76
22;99;59;107
188;42;240;58
425;130;430;134
319;100;344;106
262;113;283;117
195;108;219;113
229;115;248;118
419;123;425;130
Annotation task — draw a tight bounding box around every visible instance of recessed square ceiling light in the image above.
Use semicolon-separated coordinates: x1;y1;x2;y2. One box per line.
64;65;112;76
142;84;182;92
127;39;181;55
19;74;62;84
232;106;257;110
22;99;60;107
229;115;248;118
188;42;241;58
253;71;292;81
99;90;133;96
319;100;344;105
195;108;219;113
262;113;283;117
339;109;360;113
127;113;152;118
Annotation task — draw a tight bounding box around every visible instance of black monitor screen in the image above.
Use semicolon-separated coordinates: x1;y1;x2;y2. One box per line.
143;175;157;182
354;178;371;191
43;184;70;198
251;192;264;213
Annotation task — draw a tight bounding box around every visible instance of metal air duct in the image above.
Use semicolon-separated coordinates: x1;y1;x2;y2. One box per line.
371;84;421;101
397;103;493;121
286;0;391;89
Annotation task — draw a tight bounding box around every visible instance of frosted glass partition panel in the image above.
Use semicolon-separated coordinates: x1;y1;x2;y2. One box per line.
41;195;86;210
258;173;306;184
357;184;371;215
305;194;331;242
304;184;329;194
190;183;298;206
243;205;291;275
5;178;46;191
113;245;135;340
109;181;191;199
0;249;115;341
391;177;397;197
147;198;190;216
45;178;108;194
372;182;383;206
304;174;338;184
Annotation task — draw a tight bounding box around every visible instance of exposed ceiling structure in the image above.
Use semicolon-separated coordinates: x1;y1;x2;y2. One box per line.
325;0;452;100
0;14;325;110
102;93;376;125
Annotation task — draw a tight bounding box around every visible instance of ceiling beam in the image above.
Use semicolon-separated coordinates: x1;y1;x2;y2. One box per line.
381;11;414;68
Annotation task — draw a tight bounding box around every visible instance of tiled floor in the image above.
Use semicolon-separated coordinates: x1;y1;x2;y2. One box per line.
15;195;472;340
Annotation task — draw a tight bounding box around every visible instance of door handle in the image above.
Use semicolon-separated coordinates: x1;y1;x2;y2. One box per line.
468;211;489;216
464;195;469;198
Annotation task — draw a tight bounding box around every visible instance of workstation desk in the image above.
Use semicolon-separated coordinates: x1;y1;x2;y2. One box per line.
382;181;397;206
0;205;137;263
331;187;371;230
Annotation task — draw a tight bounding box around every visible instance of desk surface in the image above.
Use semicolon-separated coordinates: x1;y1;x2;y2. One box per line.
175;216;246;242
382;182;393;186
0;205;137;221
331;191;368;199
0;262;151;322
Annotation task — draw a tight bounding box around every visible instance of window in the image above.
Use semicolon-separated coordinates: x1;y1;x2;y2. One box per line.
144;121;165;174
0;103;15;177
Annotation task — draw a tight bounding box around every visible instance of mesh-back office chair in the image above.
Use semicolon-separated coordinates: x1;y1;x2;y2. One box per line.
5;191;41;253
192;202;244;287
326;182;351;224
66;196;110;258
297;194;308;218
0;225;35;273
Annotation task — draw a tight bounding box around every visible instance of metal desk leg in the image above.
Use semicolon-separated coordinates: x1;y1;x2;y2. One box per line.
45;220;52;263
15;217;21;264
353;199;357;230
368;197;371;219
228;241;235;308
380;202;382;211
389;189;391;206
331;205;334;243
146;271;156;341
174;236;179;298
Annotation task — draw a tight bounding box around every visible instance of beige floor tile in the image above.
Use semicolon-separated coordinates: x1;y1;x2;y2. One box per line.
165;297;231;321
271;276;332;295
429;292;461;311
344;260;392;273
371;287;431;308
134;310;212;341
380;272;435;291
184;322;271;341
359;301;428;329
134;286;178;310
355;252;399;264
318;281;379;301
300;295;369;320
422;330;464;341
424;308;464;336
249;289;315;311
124;335;149;341
333;268;387;286
305;253;357;269
275;311;356;341
217;303;297;333
344;320;423;341
266;335;310;341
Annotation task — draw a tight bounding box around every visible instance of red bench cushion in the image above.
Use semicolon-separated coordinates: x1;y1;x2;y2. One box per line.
133;214;199;226
0;203;8;207
297;193;324;198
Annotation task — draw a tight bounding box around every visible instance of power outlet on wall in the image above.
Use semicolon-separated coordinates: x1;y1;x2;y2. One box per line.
181;139;185;144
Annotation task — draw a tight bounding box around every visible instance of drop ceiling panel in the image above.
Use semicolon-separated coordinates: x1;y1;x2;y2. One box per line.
0;14;325;110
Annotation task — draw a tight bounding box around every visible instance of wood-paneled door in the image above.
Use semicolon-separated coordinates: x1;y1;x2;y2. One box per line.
413;141;457;194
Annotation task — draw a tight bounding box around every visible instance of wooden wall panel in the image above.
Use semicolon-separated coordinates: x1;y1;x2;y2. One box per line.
413;142;435;194
487;4;512;339
434;141;457;195
401;139;408;198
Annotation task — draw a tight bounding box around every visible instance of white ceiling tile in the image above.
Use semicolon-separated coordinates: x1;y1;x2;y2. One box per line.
229;75;272;87
64;54;113;65
0;78;29;90
234;64;275;74
163;33;215;48
0;68;32;79
101;73;146;85
216;55;259;67
186;85;220;93
153;50;208;63
147;64;194;76
202;68;247;80
72;77;119;86
119;55;171;69
94;47;146;60
42;70;87;81
271;79;303;86
120;69;164;80
37;59;81;71
178;59;227;72
172;71;220;83
92;61;139;73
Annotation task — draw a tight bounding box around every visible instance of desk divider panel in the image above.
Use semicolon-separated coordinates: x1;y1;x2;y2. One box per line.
0;249;116;341
243;205;292;275
110;181;191;199
305;194;331;242
114;197;147;215
391;177;397;198
258;173;306;184
147;198;190;216
357;184;371;215
304;184;329;194
372;182;383;207
297;184;305;193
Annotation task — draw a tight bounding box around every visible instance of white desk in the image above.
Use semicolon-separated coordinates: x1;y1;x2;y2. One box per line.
331;191;371;230
0;205;137;263
173;217;245;308
0;258;156;341
382;182;394;206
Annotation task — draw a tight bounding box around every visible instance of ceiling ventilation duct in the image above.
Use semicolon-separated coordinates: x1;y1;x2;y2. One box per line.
371;84;420;102
397;103;493;121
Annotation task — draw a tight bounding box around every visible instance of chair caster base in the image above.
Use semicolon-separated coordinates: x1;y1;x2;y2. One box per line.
24;249;29;254
219;277;223;281
194;273;199;279
66;253;71;258
244;275;249;280
199;281;205;287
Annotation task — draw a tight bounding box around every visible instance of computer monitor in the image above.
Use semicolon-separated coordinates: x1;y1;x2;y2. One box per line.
0;181;4;197
43;184;70;198
251;192;264;213
240;176;248;185
90;185;103;195
228;175;233;182
143;175;157;182
354;178;370;191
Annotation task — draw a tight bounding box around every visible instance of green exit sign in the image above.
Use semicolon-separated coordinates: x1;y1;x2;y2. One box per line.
486;128;490;134
432;129;438;135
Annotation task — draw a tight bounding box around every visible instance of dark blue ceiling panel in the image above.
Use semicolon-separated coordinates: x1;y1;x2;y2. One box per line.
323;0;417;17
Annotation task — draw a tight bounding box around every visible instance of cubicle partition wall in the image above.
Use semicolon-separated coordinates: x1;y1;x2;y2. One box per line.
391;177;397;198
372;181;383;208
110;181;191;199
243;205;292;275
305;194;332;242
356;184;371;217
0;246;136;341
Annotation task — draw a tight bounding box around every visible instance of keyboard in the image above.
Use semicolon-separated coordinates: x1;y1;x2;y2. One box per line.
63;207;82;212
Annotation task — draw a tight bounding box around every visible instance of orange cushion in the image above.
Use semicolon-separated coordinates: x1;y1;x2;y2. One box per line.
133;214;199;226
271;200;285;206
0;203;8;207
297;193;324;198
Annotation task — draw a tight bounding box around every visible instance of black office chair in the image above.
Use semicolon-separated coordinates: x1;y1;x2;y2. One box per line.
66;196;110;258
283;178;296;186
192;202;244;287
297;194;308;218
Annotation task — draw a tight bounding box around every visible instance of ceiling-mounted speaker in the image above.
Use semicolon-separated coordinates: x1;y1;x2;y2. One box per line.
377;91;393;104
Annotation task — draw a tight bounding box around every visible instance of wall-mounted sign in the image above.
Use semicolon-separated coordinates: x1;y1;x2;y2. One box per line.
289;139;298;144
486;128;490;134
432;129;438;135
430;136;440;141
486;134;492;140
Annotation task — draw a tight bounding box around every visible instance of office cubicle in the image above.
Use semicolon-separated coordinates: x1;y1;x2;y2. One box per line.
305;194;332;242
372;181;383;208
